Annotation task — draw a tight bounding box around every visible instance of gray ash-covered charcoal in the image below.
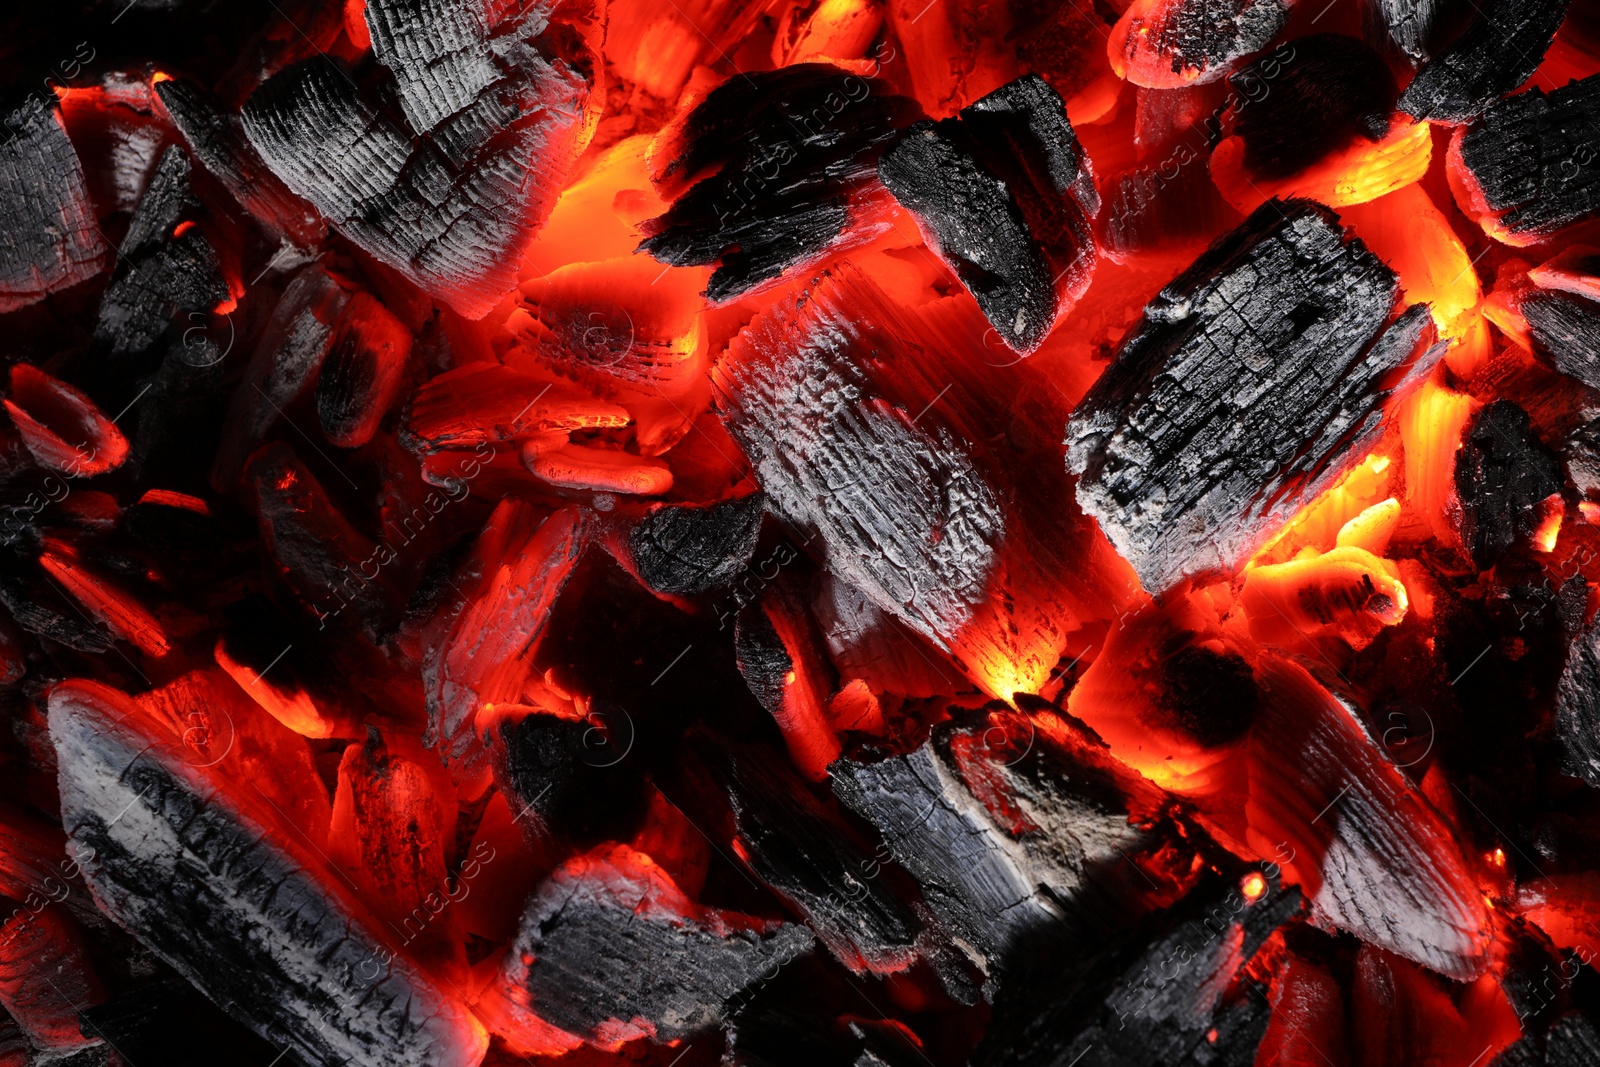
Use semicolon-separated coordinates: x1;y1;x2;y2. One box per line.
831;707;1174;982
1454;400;1562;566
0;100;105;314
1399;0;1571;123
879;74;1097;355
495;843;813;1046
1067;198;1439;595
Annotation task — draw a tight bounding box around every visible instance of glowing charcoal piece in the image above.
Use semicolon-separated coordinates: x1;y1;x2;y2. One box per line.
1067;199;1440;595
1109;0;1292;89
1399;0;1572;123
1454;401;1563;567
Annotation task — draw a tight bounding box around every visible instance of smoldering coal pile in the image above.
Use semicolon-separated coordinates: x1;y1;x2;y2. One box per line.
3;1;1600;1066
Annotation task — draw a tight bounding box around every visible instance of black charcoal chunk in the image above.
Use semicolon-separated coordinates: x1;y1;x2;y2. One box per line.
1548;1014;1600;1067
1455;74;1600;242
878;74;1096;354
1067;199;1437;595
1231;34;1397;179
830;710;1158;979
242;0;593;318
699;738;921;972
1128;0;1292;84
48;684;485;1067
498;845;814;1045
1399;0;1570;123
0;575;114;653
975;871;1302;1067
1366;0;1452;63
1525;290;1600;389
639;64;912;303
93;146;229;364
1454;400;1561;566
1557;618;1600;788
491;711;644;846
0;100;105;313
630;495;766;596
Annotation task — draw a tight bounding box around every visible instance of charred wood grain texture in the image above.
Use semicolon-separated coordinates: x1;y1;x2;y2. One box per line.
831;709;1162;981
699;738;921;974
1556;617;1600;788
717;265;1136;696
878;74;1097;355
1116;0;1291;87
0;101;104;314
1067;199;1438;595
1399;0;1571;123
242;0;596;318
48;680;487;1067
1524;289;1600;390
93;146;229;365
1455;74;1600;242
1367;0;1450;63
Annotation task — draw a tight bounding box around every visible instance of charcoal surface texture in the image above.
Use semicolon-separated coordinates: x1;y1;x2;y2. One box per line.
1369;0;1450;63
830;709;1161;981
48;681;486;1067
0;100;105;313
1066;199;1437;595
878;74;1097;354
639;63;911;303
629;495;766;596
1122;0;1292;84
1556;617;1600;788
1524;289;1600;389
92;146;229;367
1455;75;1600;242
698;738;922;973
241;0;596;318
1454;400;1562;567
1399;0;1570;122
975;873;1302;1067
497;844;814;1044
1230;33;1397;179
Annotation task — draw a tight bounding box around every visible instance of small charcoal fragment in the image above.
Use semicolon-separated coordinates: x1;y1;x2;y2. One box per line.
1230;34;1397;180
316;291;413;449
1455;400;1562;566
1110;0;1292;89
879;74;1097;354
494;844;813;1048
639;64;911;303
1452;74;1600;244
975;871;1302;1067
490;711;645;848
628;494;765;596
698;737;921;974
1068;199;1438;594
0;100;105;314
49;676;487;1067
1399;0;1571;123
1367;0;1452;63
93;146;229;366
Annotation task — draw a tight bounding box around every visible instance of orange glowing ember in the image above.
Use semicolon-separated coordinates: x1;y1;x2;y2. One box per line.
1241;872;1267;902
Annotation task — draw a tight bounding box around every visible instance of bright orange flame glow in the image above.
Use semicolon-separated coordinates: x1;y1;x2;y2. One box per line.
1532;497;1563;553
1399;381;1476;547
1241;872;1267;902
1210;116;1432;214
